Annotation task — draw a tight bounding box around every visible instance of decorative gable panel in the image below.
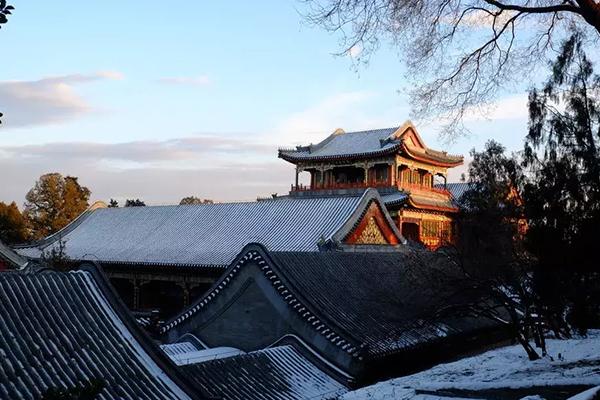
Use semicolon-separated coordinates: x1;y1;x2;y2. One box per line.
344;201;400;245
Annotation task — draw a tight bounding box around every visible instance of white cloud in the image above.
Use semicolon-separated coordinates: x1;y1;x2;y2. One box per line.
0;72;123;129
443;9;517;28
0;135;275;170
462;94;529;122
272;91;383;145
158;75;211;86
96;71;125;80
0;156;292;206
349;44;362;58
0;135;288;205
430;93;529;128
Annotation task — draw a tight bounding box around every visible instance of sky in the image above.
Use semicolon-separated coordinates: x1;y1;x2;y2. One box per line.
0;1;532;205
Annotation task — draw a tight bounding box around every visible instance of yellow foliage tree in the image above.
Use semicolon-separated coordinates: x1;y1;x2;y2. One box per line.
24;173;91;240
0;201;27;244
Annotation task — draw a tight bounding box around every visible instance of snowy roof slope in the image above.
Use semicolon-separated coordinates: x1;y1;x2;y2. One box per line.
0;268;204;399
279;127;401;161
161;342;245;366
15;190;390;268
0;239;27;269
181;345;348;400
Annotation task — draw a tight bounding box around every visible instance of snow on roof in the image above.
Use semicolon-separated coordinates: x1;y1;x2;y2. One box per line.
0;268;201;399
279;122;463;165
16;190;390;268
161;342;245;366
279;127;401;161
181;345;348;400
0;239;27;269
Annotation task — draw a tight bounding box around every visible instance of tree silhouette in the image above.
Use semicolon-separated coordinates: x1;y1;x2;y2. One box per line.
108;199;119;208
0;1;13;29
179;196;214;205
124;199;146;207
524;33;600;333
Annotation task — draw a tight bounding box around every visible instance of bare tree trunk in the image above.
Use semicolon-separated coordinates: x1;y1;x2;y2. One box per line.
516;329;541;361
576;0;600;34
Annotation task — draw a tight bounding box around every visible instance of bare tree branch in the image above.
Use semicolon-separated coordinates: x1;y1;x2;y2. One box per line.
301;0;600;137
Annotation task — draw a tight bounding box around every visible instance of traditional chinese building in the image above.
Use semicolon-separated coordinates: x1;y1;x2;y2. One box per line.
279;121;464;249
14;189;404;318
163;243;503;386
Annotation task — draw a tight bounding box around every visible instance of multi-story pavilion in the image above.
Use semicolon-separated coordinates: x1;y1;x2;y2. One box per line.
279;121;464;249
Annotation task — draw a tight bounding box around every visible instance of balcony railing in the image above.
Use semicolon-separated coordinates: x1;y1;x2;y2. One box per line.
291;181;392;192
291;181;453;196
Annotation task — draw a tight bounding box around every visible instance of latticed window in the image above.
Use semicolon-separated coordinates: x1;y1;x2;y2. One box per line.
421;220;454;247
375;165;389;182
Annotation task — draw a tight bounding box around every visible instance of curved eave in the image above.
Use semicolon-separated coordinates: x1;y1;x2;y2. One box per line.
401;144;463;168
0;241;28;269
278;145;401;164
407;198;459;213
383;195;409;207
85;259;227;270
13;205;100;252
77;264;211;400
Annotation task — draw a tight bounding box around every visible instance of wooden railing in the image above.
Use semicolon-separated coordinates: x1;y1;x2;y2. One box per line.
398;182;452;196
291;181;392;191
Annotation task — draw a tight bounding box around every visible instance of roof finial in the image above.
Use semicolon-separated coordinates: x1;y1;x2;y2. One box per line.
332;128;345;135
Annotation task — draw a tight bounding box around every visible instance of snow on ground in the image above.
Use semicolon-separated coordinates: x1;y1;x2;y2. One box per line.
568;386;600;400
343;331;600;399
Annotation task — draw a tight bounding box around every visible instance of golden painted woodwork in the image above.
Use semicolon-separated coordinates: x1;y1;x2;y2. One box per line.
345;202;399;245
355;217;388;245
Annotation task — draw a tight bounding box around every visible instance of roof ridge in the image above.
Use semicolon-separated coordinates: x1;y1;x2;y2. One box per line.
342;126;399;135
76;264;209;399
162;244;365;359
96;195;358;210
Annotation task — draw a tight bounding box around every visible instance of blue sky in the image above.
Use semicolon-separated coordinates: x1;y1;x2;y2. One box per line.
0;1;531;204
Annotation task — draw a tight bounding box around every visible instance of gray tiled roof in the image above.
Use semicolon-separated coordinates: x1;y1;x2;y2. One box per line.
267;250;489;357
181;345;348;400
0;268;200;399
381;191;409;206
16;191;388;268
165;244;498;361
279;127;400;161
0;240;27;269
435;182;473;205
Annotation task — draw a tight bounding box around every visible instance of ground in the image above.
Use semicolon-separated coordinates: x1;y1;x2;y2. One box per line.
342;331;600;400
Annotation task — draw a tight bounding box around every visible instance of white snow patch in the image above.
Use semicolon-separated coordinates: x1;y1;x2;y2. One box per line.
162;346;245;366
343;331;600;400
568;386;600;400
